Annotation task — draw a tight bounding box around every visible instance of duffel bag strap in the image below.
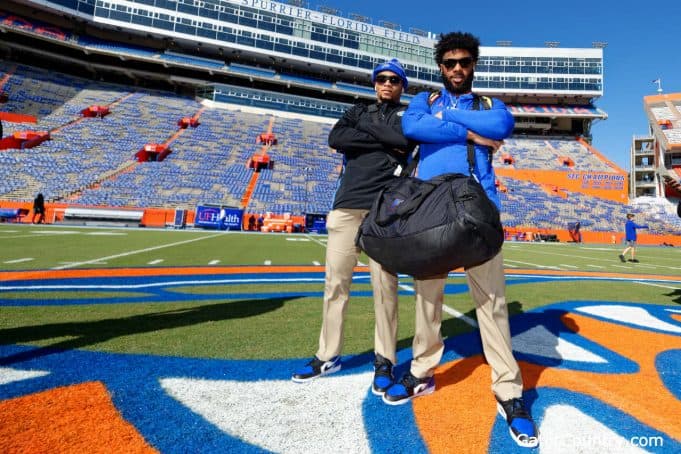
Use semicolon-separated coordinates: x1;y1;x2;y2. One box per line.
399;148;420;177
466;95;493;177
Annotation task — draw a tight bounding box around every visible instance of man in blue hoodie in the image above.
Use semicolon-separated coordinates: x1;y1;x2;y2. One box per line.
619;213;648;262
386;31;538;449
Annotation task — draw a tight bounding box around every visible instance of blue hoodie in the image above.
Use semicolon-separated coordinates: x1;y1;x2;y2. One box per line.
625;219;648;241
402;90;514;209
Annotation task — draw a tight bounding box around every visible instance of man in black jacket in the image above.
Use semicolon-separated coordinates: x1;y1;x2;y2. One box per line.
292;59;415;396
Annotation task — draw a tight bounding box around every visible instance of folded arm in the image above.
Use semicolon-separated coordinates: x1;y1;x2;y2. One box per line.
328;105;386;152
402;92;514;143
441;99;514;140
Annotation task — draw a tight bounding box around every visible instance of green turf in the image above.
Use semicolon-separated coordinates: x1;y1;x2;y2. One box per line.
1;223;680;361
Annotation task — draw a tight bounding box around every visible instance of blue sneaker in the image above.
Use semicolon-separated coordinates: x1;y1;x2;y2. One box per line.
291;356;341;383
382;372;435;405
496;397;539;448
371;353;394;396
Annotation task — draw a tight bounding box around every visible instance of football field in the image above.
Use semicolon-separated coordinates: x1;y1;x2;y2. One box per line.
1;223;680;453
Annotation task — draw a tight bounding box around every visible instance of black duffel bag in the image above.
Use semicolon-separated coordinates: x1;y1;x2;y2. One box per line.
356;170;503;278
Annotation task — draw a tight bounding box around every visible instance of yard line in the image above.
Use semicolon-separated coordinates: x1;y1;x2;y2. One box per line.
303;234;327;248
148;259;164;265
3;258;34;264
398;283;414;292
264;260;272;265
586;264;604;269
312;261;321;266
209;260;220;265
612;265;631;269
399;283;478;328
559;264;578;269
442;305;478;328
51;233;223;270
634;281;681;290
525;247;681;269
504;259;561;270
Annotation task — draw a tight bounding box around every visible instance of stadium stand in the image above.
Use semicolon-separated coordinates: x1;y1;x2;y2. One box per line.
1;1;679;243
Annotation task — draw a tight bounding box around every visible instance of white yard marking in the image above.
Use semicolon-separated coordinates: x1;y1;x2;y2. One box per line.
400;283;478;327
148;259;164;265
586;264;604;269
285;238;310;242
86;232;127;236
312;261;321;266
0;277;328;291
161;373;373;454
504;259;561;270
51;233;223;270
264;260;272;265
442;305;478;328
559;264;578;269
576;304;681;333
303;234;328;248
4;258;34;264
0;367;50;386
208;260;220;265
634;281;681;291
539;405;647;453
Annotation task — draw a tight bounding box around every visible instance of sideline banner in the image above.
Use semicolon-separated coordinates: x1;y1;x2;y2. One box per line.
195;205;242;230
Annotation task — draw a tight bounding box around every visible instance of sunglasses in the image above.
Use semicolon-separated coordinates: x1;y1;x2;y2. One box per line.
375;75;402;85
441;57;475;70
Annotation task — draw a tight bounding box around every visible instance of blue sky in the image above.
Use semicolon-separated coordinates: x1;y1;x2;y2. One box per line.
329;0;681;170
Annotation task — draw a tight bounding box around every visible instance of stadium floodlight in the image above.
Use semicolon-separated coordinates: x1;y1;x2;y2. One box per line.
592;41;608;49
349;13;371;23
544;41;560;48
379;20;399;30
496;40;513;47
287;0;305;7
318;5;339;15
410;27;428;37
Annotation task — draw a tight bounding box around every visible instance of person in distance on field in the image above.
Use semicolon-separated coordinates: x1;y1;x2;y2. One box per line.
292;59;416;397
618;213;648;263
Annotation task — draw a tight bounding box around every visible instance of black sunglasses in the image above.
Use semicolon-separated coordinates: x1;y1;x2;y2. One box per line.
441;57;475;70
375;75;402;85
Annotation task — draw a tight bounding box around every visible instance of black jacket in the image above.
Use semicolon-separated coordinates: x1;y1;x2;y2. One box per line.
329;101;415;209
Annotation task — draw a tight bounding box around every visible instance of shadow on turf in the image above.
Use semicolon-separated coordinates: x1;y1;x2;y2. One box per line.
667;288;681;304
0;296;299;366
345;300;571;416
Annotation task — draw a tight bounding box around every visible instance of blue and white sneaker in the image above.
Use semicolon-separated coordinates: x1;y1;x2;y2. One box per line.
496;397;539;448
382;372;435;405
371;353;394;396
291;355;341;383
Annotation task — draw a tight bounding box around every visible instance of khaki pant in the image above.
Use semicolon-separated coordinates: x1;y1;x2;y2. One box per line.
410;251;523;400
316;208;399;364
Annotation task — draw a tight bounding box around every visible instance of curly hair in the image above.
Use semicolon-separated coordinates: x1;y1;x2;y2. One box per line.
434;32;481;64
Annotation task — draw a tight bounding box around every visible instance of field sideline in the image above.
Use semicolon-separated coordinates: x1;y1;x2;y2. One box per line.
1;223;680;453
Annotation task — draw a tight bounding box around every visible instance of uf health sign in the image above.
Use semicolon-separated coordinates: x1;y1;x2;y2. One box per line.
195;205;243;230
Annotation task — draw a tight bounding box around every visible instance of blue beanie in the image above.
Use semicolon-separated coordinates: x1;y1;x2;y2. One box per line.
372;58;408;89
